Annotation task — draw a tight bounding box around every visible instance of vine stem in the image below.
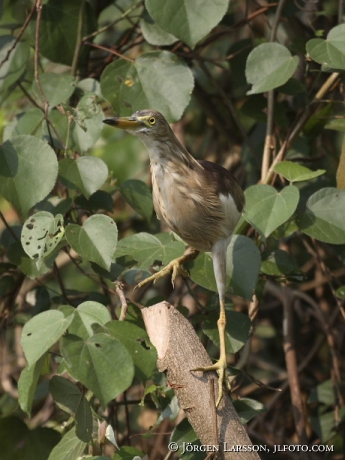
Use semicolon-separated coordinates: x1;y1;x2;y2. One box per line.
261;0;287;181
263;71;340;184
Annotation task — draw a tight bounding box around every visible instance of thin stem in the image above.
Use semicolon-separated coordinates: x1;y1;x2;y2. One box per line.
34;0;49;117
261;0;287;180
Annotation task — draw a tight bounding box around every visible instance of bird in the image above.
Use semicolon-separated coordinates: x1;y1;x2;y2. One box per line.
103;109;245;407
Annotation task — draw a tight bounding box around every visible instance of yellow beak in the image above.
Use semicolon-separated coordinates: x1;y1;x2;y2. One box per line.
103;117;141;130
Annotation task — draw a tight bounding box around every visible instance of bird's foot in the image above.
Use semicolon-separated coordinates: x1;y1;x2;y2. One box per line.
193;357;231;408
136;258;189;289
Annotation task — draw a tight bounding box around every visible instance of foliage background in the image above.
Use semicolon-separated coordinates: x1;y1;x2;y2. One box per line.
0;0;345;459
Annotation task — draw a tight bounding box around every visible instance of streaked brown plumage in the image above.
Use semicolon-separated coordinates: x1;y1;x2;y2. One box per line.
103;109;245;408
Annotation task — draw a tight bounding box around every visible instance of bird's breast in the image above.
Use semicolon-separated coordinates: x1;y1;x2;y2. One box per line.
150;163;240;252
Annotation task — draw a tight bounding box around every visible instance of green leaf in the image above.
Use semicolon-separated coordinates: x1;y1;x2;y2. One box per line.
261;249;295;276
61;301;111;339
146;0;229;49
60;333;134;407
336;286;345;299
47;427;86;460
31;73;75;110
0;37;30;93
115;232;185;271
188;235;261;300
140;12;178;46
65;215;118;271
120;179;153;221
0;135;58;217
310;410;342;443
233;398;266;424
274;161;325;182
71;93;104;152
100;51;194;122
7;241;56;279
50;376;92;442
306;24;345;70
18;355;48;415
227;235;261;300
308;379;335;405
21;212;65;262
38;0;96;66
12;108;44;138
21;310;73;366
105;321;157;381
188;252;217;291
244;184;300;238
298;188;345;244
59;157;108;198
246;43;299;94
113;446;146;460
203;310;251;354
0;417;60;460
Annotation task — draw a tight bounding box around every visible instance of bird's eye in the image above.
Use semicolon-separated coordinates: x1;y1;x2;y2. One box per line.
148;116;156;125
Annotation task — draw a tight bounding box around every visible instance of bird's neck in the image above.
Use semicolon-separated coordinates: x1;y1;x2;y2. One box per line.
140;135;201;172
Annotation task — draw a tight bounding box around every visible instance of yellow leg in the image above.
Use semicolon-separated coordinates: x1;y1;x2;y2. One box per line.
193;299;230;407
136;248;199;289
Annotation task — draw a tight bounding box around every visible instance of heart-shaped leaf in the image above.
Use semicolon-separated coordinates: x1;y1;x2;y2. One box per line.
246;43;299;94
59;157;108;198
244;184;300;238
65;215;118;271
104;321;157;381
21;212;65;262
202;310;251;354
274;161;325;182
100;51;194;122
115;232;185;270
50;376;92;442
120;179;153;221
0;135;58;217
60;333;134;407
145;0;229;49
306;24;345;70
188;235;261;300
297;187;345;244
21;310;73;366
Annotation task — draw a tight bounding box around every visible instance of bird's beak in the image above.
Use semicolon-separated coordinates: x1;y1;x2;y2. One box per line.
103;116;141;130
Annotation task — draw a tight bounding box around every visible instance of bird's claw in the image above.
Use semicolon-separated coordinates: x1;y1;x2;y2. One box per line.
192;359;231;408
135;259;189;290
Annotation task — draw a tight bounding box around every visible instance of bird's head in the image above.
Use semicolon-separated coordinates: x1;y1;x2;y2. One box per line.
103;109;171;141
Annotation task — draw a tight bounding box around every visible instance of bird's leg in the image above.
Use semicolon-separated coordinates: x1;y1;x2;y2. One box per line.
136;247;199;289
192;238;230;407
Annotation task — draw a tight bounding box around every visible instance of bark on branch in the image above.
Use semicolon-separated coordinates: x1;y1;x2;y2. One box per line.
142;301;260;459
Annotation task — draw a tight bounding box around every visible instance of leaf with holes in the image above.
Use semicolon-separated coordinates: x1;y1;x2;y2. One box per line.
65;215;118;271
105;321;157;381
60;333;134;407
21;310;73;366
21;212;65;263
244;185;300;238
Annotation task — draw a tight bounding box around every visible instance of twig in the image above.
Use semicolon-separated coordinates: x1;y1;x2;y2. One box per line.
115;281;128;321
263;72;340;184
34;0;49;117
71;0;86;76
0;1;37;69
261;0;287;180
83;42;134;63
